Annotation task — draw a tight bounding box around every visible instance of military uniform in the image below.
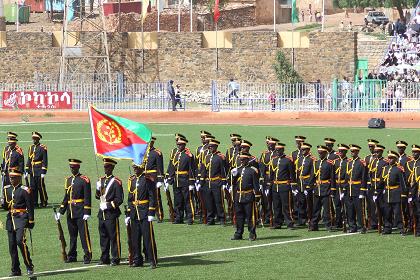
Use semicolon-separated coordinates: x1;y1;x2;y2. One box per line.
344;145;368;233
406;145;420;234
310;146;336;230
2;135;25;186
225;134;242;223
127;167;158;267
269;143;296;229
381;151;407;234
166;137;196;224
25;132;48;207
291;136;306;223
396;141;411;231
324;138;339;161
58;159;92;263
2;169;34;276
332;144;349;229
259;137;277;226
96;158;123;265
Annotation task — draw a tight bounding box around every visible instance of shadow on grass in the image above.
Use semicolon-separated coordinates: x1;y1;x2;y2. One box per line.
158;255;233;267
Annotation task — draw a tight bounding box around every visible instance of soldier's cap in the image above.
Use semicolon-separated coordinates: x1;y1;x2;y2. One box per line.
387;150;399;158
131;161;145;168
239;152;251;158
367;139;379;146
200;130;212;137
324;138;336;144
9;168;22;177
265;136;273;142
205;135;216;141
300;143;312;149
31;131;42;139
175;133;186;140
208;139;220;146
7;137;18;143
177;137;188;144
337;144;350;151
349;144;362;151
295;135;306;142
374;144;385;151
268;137;279;144
230;133;242;140
151;136;156;142
103;158;118;166
275;142;286;149
68;159;82;165
396;140;408;148
7;132;17;138
317;145;328;152
412;144;420;152
240;140;253;147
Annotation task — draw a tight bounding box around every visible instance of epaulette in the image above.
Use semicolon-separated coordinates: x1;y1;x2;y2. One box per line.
154;148;162;156
327;160;334;165
285;155;293;161
4;184;11;189
15;147;23;155
408;155;414;160
384;158;390;163
397;165;405;172
80;175;90;183
129;174;136;180
348;158;353;161
21;186;30;193
185;148;193;157
360;159;366;166
217;152;225;160
40;144;47;150
251;166;259;174
114;177;122;185
310;156;317;161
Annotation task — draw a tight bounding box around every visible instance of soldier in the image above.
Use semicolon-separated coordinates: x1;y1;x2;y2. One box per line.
269;142;296;229
230;152;261;241
344;145;368;233
239;140;259;169
324;138;339;160
144;137;164;222
56;159;92;264
96;158;123;266
2;168;34;276
310;145;336;231
225;133;242;222
406;144;420;234
1;133;25;186
368;144;388;231
126;162;158;269
295;143;315;226
195;130;212;221
25;132;48;208
333;144;350;230
381;150;407;235
365;139;379;231
198;139;227;225
259;137;278;226
291;136;307;163
166;137;195;224
396;140;411;231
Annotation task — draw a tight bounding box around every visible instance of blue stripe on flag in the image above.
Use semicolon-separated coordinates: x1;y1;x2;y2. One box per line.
103;144;148;165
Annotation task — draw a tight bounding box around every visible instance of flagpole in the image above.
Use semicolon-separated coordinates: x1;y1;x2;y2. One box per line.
273;0;276;32
190;0;192;32
142;12;145;72
216;22;218;71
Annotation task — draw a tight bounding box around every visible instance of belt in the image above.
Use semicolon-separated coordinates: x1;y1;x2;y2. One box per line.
175;171;188;175
145;170;157;173
385;185;399;190
349;181;361;185
372;178;381;182
300;175;310;179
337;179;346;184
133;200;149;205
10;208;27;214
32;161;42;165
69;199;84;203
316;179;330;184
237;190;253;194
265;171;270;175
206;176;223;181
274;180;289;184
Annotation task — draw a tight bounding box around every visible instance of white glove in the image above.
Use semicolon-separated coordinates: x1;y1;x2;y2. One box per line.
228;186;232;193
41;174;45;178
231;168;238;176
359;194;365;199
195;179;200;185
96;181;101;191
156;182;162;189
373;195;377;202
125;217;130;226
55;212;61;221
195;183;201;192
189;185;195;191
292;189;298;196
222;185;227;191
340;193;345;201
264;189;269;196
259;184;263;191
304;190;308;196
24;172;29;178
383;190;386;194
408;197;413;203
147;216;155;222
100;202;107;210
83;215;90;221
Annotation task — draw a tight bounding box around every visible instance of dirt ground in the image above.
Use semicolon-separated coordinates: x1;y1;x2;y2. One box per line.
0;111;419;128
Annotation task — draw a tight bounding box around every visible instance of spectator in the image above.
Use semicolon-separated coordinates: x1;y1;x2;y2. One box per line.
380;87;387;112
339;21;344;32
174;84;183;109
308;9;313;22
228;78;242;105
387;21;395;36
347;21;353;31
268;90;276;112
386;80;395;111
394;85;404;112
301;10;305;22
314;79;324;111
167;80;176;111
325;87;332;111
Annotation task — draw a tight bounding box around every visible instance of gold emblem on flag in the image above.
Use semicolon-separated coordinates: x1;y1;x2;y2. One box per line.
97;119;122;144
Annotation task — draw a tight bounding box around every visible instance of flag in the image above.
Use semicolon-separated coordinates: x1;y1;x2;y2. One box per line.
142;0;149;24
214;0;220;23
291;0;299;24
89;106;152;165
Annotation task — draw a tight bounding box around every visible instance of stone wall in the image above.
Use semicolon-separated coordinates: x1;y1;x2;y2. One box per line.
197;6;257;31
357;39;389;72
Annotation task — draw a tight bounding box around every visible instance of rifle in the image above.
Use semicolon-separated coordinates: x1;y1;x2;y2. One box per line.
124;205;133;265
164;178;175;222
53;207;67;261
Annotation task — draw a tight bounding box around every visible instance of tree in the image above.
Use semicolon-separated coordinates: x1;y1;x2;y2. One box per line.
273;51;302;84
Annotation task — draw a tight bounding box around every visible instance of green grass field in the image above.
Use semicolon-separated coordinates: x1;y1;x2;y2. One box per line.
0;121;419;279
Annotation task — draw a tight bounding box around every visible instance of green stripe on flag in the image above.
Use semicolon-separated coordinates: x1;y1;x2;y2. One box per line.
291;0;299;24
102;111;152;142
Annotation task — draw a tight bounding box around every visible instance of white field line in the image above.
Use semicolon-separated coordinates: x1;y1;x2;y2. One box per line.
0;232;358;279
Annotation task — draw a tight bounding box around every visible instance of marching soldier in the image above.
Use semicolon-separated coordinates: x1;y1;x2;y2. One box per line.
199;139;227;225
269;142;296;229
324;138;339;160
25;132;48;208
344;145;368;233
295;143;315;226
310;145;336;231
166;136;196;224
2;133;25;186
96;158;123;266
230;152;261;241
195;131;212;221
333;144;350;230
144;137;165;222
56;159;92;264
368;144;388;231
407;144;420;234
126;162;158;269
2;168;34;276
225;133;242;222
381;151;407;235
292;136;306;222
365;139;380;231
259;137;278;226
396;140;411;231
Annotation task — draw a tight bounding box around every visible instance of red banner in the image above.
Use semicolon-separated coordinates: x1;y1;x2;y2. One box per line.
2;91;73;110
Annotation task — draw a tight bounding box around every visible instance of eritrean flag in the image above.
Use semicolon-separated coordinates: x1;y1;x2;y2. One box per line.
88;106;152;165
